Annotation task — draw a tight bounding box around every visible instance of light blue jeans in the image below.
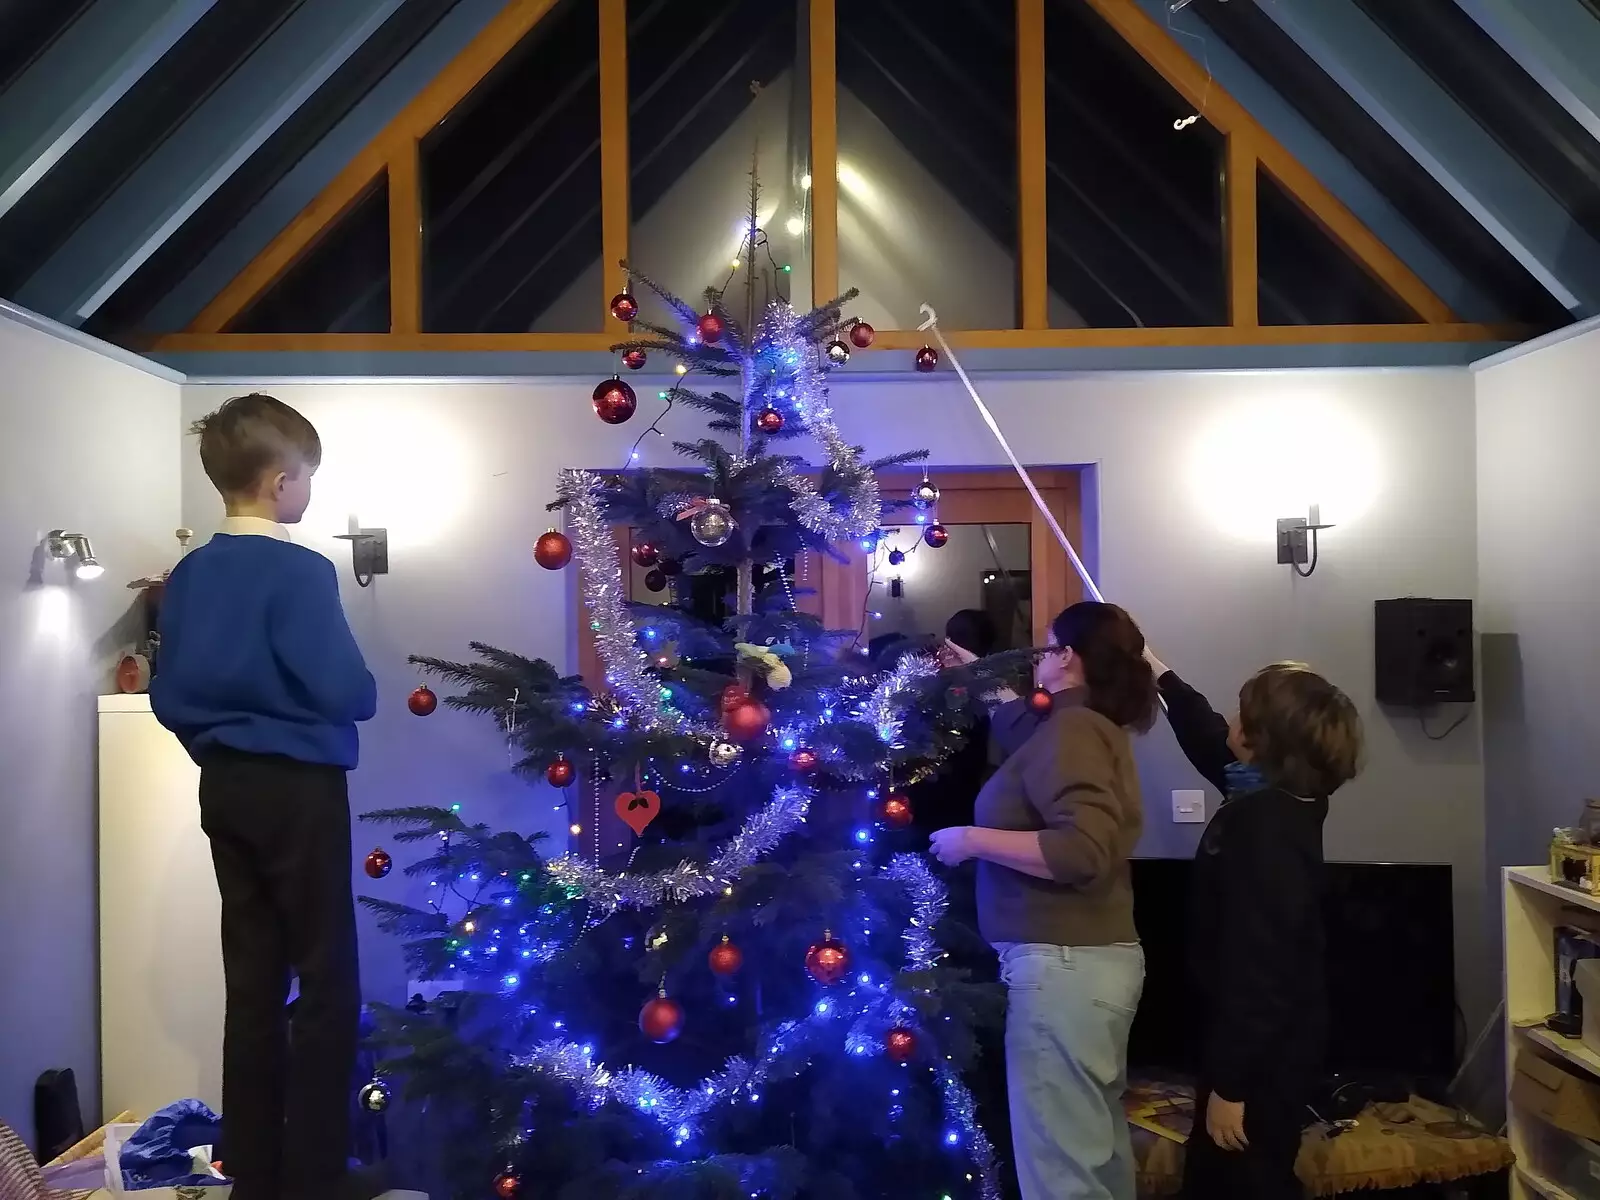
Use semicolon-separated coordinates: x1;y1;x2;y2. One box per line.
999;942;1145;1200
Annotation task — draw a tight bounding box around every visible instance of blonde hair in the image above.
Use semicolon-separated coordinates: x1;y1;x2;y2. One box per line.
191;393;321;496
1237;662;1362;797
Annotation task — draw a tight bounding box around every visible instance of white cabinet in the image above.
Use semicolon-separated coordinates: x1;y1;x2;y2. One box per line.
97;694;222;1121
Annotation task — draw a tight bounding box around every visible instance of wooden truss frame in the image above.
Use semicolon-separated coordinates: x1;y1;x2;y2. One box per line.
150;0;1517;354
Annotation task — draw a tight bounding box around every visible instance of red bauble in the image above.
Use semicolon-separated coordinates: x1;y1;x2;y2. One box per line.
850;320;876;349
631;541;659;567
609;290;638;322
492;1170;522;1198
805;932;851;986
915;345;939;372
724;698;770;744
1028;687;1054;715
534;529;572;570
363;847;392;879
545;756;574;788
643;568;667;593
879;793;914;829
884;1026;919;1063
621;348;647;370
697;312;725;343
407;685;438;716
708;935;744;978
923;523;950;549
720;683;750;713
639;993;685;1043
592;376;638;425
755;407;785;434
789;747;819;774
657;557;683;577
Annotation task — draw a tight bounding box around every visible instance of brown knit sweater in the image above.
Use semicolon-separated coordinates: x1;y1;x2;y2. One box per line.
973;688;1144;946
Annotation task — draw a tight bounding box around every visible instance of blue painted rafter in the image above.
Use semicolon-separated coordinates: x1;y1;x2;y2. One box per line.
1256;0;1600;317
144;0;514;335
1453;0;1600;146
15;0;408;326
1133;0;1501;321
0;0;220;222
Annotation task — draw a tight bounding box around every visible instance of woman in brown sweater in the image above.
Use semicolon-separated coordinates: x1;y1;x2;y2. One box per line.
932;602;1158;1200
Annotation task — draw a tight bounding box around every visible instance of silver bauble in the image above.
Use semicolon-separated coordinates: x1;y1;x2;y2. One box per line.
911;479;941;508
690;500;735;548
358;1080;391;1112
709;740;742;766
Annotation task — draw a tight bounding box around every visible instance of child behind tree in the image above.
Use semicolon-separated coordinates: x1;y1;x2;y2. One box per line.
1143;652;1362;1200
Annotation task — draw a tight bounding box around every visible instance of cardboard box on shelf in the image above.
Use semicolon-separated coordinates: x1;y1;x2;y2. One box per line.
1514;1050;1600;1141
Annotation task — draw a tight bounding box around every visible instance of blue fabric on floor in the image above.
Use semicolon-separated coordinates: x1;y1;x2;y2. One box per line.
120;1099;223;1189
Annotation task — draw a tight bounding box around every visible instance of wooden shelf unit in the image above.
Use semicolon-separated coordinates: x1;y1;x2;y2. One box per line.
1505;865;1600;1199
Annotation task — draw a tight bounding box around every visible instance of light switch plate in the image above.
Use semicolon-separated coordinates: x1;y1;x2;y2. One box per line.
1172;789;1206;824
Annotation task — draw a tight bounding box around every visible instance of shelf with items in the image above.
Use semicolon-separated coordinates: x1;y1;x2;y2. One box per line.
1517;1022;1600;1081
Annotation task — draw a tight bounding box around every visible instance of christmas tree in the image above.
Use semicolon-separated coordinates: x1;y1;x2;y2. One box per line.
359;184;1020;1200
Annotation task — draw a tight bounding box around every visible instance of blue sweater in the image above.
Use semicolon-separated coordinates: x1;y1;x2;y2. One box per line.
151;533;377;769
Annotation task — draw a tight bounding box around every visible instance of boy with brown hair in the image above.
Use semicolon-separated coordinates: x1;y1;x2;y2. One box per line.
1142;651;1363;1200
152;393;378;1200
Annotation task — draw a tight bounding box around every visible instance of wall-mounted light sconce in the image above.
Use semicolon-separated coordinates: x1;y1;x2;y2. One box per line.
334;515;388;587
1276;504;1333;578
46;530;103;580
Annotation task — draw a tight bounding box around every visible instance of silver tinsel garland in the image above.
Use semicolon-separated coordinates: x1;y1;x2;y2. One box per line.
763;302;883;541
881;852;948;972
860;652;938;746
546;784;813;914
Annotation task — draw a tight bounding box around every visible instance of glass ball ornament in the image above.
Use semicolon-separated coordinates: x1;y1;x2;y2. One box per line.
887;548;906;567
915;345;939;372
689;499;735;548
639;991;685;1043
631;541;659;567
621;348;647;370
879;793;914;829
755;407;785;434
545;756;574;788
804;931;851;985
708;934;744;977
697;312;725;343
825;339;851;365
534;528;572;570
643;568;668;593
911;478;941;508
357;1080;391;1113
592;376;637;424
885;1025;918;1063
657;556;683;577
363;847;392;879
407;684;438;716
849;320;876;348
492;1170;523;1199
923;523;950;549
789;747;819;774
609;289;638;322
709;740;741;766
1028;687;1054;716
723;697;770;743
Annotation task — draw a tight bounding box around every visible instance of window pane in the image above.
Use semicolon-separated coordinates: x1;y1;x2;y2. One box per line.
1257;167;1417;325
1045;0;1226;327
626;0;810;322
230;176;389;333
838;0;1018;330
422;0;603;333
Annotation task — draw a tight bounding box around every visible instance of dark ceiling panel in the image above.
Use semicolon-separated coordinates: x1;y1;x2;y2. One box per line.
1355;0;1600;247
1191;0;1568;329
88;0;462;340
0;0;97;97
0;0;305;297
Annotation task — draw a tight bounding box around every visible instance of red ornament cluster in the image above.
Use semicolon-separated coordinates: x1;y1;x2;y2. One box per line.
534;529;572;570
805;932;851;985
407;685;437;716
592;376;637;425
639;991;685;1043
363;847;392;879
708;935;744;978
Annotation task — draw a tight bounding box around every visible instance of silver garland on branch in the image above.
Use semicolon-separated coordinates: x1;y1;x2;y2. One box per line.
546;784;814;914
860;652;939;746
513;852;1000;1198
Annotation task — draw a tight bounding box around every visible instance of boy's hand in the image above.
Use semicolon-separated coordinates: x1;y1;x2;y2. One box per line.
938;638;978;669
1206;1093;1249;1152
1143;647;1170;679
929;826;977;866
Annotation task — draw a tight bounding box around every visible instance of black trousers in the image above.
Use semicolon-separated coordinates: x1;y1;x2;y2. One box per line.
199;749;360;1200
1181;1081;1309;1200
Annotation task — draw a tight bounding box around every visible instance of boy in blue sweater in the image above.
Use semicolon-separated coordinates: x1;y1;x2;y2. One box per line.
152;393;377;1200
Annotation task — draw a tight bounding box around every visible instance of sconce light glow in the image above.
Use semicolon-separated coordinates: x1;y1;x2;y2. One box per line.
800;173;812;190
46;530;102;580
1185;399;1380;544
785;215;805;237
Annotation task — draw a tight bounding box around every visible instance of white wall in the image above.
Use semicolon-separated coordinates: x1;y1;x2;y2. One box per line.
180;365;1488;1024
1476;322;1600;884
0;309;182;1140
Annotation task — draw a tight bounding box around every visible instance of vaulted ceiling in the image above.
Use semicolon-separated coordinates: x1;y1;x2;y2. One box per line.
0;0;1595;345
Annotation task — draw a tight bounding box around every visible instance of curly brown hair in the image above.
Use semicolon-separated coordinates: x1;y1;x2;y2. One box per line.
1237;663;1363;798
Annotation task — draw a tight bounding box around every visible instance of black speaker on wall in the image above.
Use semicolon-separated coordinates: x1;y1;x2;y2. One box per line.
1374;599;1475;706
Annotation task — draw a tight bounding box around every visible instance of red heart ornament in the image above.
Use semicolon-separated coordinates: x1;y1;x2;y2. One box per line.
615;789;662;835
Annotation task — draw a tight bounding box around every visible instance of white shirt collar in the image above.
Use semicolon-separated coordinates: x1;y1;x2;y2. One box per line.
218;516;290;541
